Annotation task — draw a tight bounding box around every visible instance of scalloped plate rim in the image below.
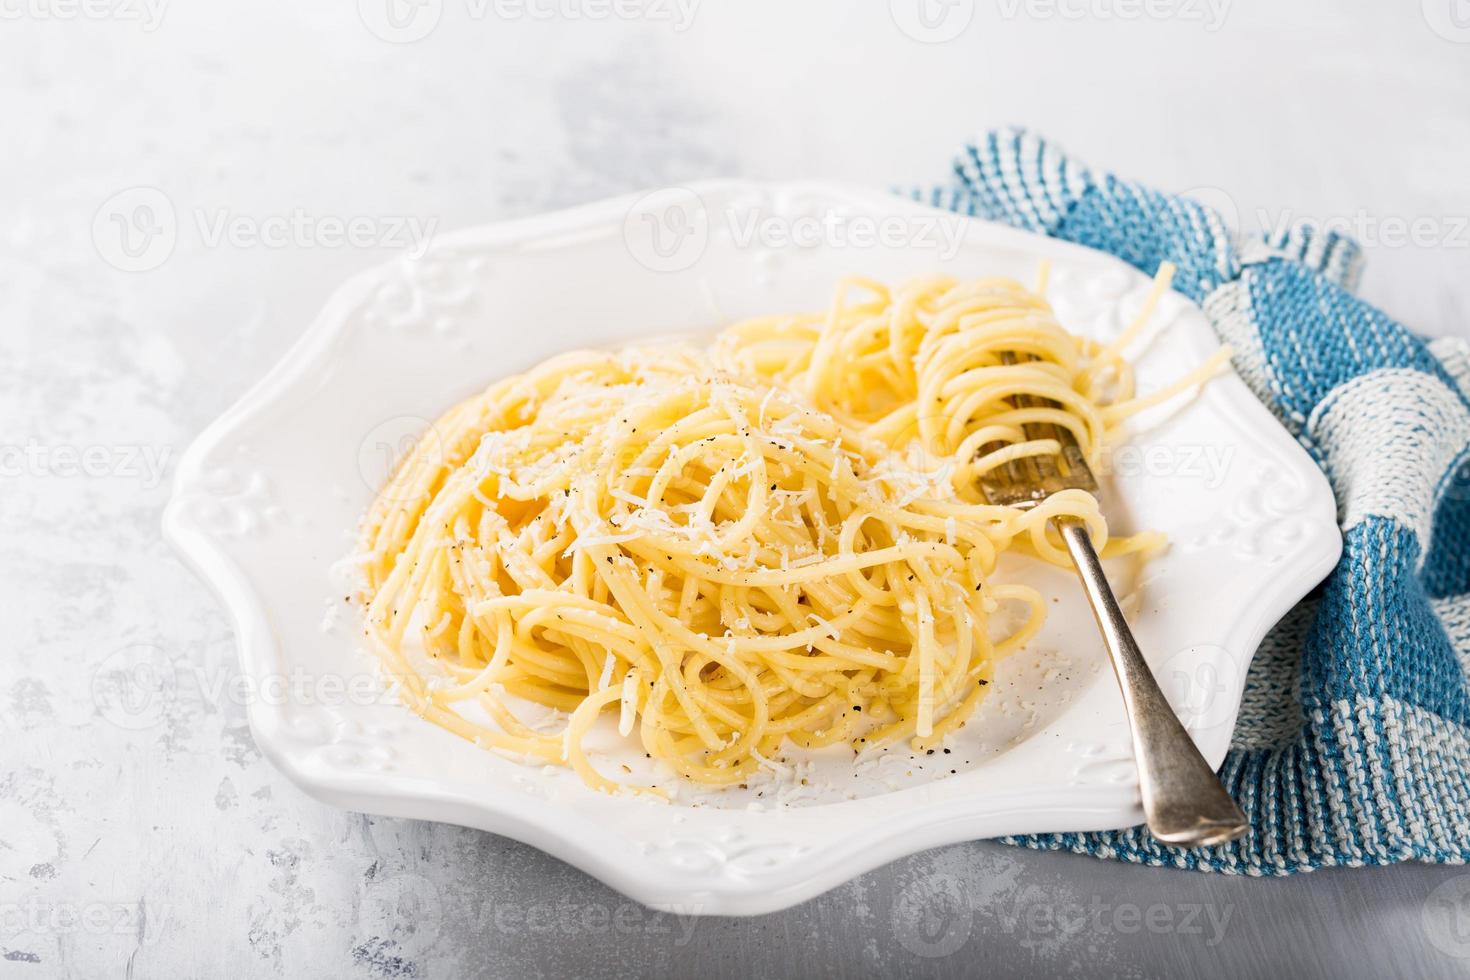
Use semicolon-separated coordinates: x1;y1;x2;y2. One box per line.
163;179;1342;916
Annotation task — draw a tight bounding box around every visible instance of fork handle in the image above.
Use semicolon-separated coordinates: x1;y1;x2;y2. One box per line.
1056;517;1247;847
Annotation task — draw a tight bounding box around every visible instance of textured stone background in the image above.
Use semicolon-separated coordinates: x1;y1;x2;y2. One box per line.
3;1;1469;976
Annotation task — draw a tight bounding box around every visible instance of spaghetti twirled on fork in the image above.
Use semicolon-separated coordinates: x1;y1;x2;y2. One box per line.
355;263;1228;793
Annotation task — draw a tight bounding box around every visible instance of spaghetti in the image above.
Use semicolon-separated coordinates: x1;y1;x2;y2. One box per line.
356;263;1229;793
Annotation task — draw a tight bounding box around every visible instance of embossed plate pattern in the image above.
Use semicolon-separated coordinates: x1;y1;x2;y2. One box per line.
164;182;1341;915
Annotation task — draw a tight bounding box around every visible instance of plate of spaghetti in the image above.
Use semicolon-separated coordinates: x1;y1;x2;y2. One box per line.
165;181;1341;914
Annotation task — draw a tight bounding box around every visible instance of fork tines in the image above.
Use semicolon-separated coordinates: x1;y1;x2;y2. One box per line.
976;351;1098;509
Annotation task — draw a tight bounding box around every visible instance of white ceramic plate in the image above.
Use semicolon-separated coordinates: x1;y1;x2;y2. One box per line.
164;181;1341;916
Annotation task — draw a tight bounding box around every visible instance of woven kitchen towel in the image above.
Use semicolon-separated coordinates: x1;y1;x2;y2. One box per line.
914;128;1470;873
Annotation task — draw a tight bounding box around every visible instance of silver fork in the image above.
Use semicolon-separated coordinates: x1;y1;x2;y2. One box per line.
977;353;1247;847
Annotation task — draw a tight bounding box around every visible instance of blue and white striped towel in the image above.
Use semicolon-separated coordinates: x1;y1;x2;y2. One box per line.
917;129;1470;873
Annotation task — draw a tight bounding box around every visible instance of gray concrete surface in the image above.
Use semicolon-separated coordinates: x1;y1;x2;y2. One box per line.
4;2;1469;976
